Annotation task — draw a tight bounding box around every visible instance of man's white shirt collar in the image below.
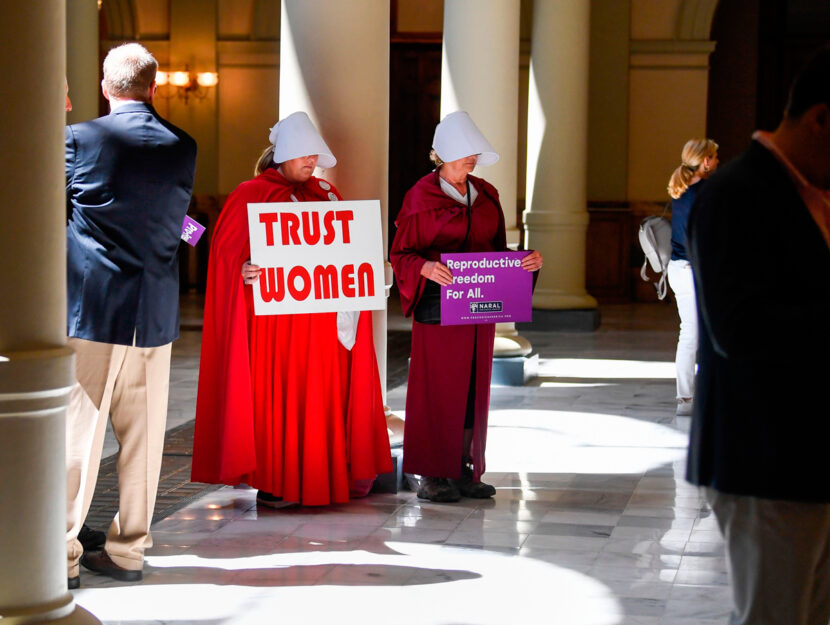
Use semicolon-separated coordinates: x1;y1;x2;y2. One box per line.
109;99;144;111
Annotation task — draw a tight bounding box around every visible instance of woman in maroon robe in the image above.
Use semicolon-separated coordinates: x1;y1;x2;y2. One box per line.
390;111;542;502
192;112;392;506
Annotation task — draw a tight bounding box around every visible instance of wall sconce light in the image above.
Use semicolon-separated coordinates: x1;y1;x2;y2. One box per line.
156;66;218;104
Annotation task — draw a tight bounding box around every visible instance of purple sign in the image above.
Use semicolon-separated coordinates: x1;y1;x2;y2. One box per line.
439;251;532;325
181;215;206;246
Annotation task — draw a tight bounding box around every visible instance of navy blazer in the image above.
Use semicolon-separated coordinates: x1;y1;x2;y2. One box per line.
66;102;197;347
686;140;830;502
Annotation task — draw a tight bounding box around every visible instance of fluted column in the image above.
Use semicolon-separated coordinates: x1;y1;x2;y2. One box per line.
524;0;598;321
0;3;99;624
280;1;397;417
66;0;99;124
441;0;530;356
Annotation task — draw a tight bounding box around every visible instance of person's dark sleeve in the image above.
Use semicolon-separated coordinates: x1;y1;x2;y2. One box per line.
65;125;76;221
390;210;429;318
688;179;814;360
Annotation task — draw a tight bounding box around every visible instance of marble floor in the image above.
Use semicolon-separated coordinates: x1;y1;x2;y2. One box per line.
72;302;734;625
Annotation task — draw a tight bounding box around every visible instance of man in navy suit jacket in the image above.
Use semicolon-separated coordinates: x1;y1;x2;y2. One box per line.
65;43;196;587
687;46;830;625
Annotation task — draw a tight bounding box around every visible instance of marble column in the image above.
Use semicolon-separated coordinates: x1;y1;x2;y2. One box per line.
280;1;402;439
524;0;598;328
441;0;520;246
441;0;530;356
0;4;99;624
66;0;99;124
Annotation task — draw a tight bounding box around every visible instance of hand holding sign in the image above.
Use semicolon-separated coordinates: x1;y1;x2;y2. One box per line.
242;261;261;285
521;250;543;272
439;251;534;325
420;260;453;286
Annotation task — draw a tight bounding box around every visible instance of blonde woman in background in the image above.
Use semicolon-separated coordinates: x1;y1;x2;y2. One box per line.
667;138;718;416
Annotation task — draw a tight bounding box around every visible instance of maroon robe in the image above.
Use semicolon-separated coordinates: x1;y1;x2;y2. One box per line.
390;171;508;481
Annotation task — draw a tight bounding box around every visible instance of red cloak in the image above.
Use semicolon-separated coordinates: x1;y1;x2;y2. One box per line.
390;171;508;481
191;168;392;505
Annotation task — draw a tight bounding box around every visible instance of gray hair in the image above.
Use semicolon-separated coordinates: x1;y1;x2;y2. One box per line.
102;43;157;101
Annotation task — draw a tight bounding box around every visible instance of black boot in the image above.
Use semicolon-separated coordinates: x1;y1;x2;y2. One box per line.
416;477;461;503
451;463;496;498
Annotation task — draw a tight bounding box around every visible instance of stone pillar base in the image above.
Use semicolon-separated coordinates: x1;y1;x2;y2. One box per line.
0;349;96;624
494;323;532;357
518;308;601;332
385;406;404;448
49;605;101;625
531;289;598;311
375;403;403;496
492;353;539;386
0;601;100;625
371;448;404;494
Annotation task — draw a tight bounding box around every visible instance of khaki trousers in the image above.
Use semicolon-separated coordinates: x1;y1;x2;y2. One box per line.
706;487;830;625
66;337;171;576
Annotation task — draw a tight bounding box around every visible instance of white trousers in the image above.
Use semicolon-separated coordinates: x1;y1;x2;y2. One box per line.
667;259;697;400
706;488;830;625
66;337;171;576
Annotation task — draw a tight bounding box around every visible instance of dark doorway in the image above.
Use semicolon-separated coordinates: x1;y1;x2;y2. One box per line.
706;0;761;164
388;42;442;251
707;0;830;163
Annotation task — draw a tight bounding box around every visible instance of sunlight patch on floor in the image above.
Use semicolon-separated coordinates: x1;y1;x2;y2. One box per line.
538;358;676;380
74;542;623;625
485;409;687;474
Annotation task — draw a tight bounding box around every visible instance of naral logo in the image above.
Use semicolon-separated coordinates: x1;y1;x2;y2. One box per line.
470;301;503;313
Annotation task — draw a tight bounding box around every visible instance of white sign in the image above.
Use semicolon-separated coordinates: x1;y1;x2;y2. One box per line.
247;200;385;315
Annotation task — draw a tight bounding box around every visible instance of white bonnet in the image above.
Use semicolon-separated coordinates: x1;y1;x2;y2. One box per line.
268;111;336;169
432;111;499;166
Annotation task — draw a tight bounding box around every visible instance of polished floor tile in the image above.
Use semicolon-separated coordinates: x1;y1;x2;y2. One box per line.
73;303;736;624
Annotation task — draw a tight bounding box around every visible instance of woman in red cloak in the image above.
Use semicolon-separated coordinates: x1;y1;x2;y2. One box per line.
191;112;392;506
390;111;542;503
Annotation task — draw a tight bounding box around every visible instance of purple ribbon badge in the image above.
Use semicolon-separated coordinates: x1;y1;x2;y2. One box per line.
181;215;206;246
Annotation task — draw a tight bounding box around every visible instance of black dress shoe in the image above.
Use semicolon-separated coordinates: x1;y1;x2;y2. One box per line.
80;550;142;582
256;489;283;506
256;490;298;509
68;576;80;590
78;524;106;551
